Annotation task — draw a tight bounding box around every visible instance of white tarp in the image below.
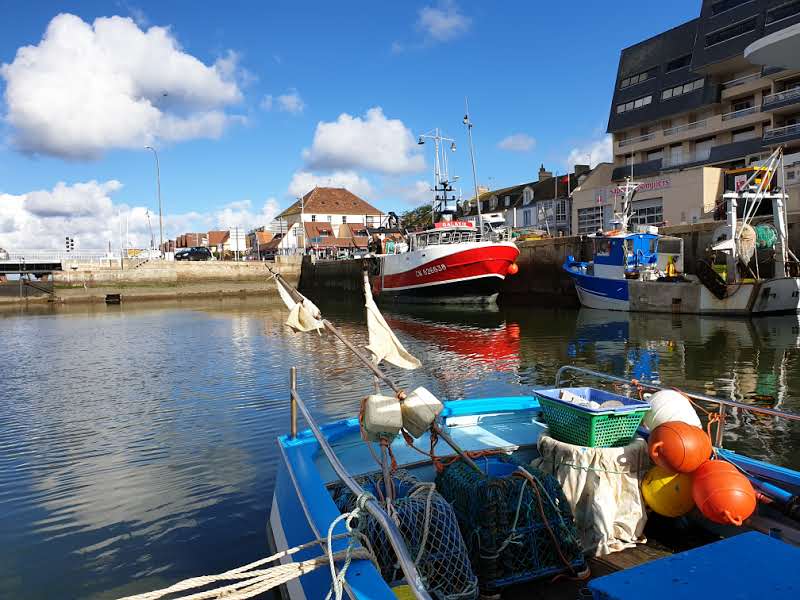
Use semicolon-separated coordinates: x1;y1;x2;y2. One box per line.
532;435;648;556
363;278;420;370
274;276;324;333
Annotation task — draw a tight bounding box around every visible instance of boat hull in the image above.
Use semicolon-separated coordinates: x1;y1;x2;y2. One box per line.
566;267;800;316
375;242;519;304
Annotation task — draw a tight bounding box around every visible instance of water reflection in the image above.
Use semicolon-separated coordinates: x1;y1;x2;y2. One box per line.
1;298;799;600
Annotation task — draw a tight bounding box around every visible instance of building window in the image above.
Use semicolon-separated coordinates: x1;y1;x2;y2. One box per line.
556;199;568;223
311;214;316;221
732;96;754;112
767;1;800;25
342;216;347;223
523;188;533;206
665;54;692;73
631;200;664;226
711;0;751;16
523;209;531;226
647;148;664;162
695;137;715;161
577;206;604;234
504;196;511;207
732;126;757;142
616;95;652;114
620;70;651;89
661;79;704;100
670;143;684;165
705;17;757;47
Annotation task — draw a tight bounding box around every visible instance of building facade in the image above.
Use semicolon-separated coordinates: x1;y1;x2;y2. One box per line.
275;187;385;254
607;0;800;222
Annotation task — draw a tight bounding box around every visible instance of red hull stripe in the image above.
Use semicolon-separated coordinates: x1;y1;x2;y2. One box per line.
382;245;519;291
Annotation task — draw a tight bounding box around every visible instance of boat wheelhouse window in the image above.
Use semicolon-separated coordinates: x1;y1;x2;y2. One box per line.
594;239;611;256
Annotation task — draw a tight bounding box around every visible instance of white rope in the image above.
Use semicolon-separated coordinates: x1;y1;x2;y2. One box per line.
325;491;375;600
116;532;368;600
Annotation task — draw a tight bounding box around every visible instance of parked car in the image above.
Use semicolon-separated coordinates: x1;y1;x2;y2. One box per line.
174;247;213;261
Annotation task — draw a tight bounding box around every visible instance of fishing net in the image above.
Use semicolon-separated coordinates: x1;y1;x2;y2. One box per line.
330;470;478;600
435;455;586;592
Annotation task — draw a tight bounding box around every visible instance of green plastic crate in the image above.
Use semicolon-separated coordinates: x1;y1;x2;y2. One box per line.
535;387;649;448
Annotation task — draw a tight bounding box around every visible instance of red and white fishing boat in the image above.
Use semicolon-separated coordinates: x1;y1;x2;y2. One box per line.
371;126;519;304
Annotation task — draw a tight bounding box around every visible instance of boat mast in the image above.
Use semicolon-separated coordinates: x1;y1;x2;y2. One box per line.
463;99;483;234
418;128;457;225
611;178;639;233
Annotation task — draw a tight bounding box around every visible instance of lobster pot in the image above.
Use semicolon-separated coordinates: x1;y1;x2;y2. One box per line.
331;471;478;600
435;456;585;592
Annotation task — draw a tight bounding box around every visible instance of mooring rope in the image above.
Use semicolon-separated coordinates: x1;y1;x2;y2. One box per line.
117;495;379;600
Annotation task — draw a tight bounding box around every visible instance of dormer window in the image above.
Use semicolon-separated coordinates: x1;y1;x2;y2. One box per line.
523;188;533;206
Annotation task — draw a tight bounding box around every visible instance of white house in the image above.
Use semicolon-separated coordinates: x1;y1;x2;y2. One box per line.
275;187;386;254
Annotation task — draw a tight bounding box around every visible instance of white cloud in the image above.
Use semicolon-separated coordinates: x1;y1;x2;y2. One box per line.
497;133;536;153
0;13;244;159
0;180;279;250
384;179;431;205
287;170;373;199
261;88;304;114
566;134;613;169
417;1;471;42
303;107;424;175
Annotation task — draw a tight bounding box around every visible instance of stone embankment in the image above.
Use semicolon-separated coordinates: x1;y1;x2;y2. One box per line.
0;256;301;305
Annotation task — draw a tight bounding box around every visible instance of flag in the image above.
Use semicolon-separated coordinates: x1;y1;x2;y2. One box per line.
275;276;324;333
363;278;421;370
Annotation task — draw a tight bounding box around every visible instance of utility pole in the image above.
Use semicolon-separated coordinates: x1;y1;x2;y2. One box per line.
145;146;164;259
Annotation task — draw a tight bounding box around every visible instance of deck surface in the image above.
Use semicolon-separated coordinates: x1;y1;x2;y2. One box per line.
503;543;672;599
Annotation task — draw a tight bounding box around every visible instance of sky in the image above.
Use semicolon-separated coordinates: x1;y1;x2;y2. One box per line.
0;0;700;250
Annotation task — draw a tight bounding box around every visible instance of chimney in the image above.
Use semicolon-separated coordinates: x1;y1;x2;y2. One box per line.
538;164;553;181
574;164;591;177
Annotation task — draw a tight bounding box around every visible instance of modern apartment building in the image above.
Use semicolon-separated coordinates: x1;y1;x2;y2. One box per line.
573;0;800;233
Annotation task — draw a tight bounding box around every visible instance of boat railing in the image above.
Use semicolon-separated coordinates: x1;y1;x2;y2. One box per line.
555;365;800;447
288;367;433;600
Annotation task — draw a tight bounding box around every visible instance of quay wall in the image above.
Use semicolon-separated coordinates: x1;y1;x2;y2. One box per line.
1;257;302;305
298;256;365;299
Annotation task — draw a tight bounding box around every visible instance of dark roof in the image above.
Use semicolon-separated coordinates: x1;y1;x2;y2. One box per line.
278;187;383;218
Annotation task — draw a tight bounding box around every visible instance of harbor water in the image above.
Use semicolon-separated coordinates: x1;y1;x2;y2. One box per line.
1;298;799;599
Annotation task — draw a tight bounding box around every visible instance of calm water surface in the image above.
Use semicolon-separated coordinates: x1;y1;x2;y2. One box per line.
2;298;799;598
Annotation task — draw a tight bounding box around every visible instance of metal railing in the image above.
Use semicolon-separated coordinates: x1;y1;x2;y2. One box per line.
663;118;708;136
720;72;760;89
288;367;432;600
721;105;760;120
9;250;119;262
619;132;655;148
763;86;800;108
764;123;800;140
555;365;800;447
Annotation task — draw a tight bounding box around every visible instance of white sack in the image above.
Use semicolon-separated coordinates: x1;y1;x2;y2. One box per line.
531;435;648;557
275;276;324;333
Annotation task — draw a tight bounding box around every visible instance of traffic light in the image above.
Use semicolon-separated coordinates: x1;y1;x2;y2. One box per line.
65;236;75;252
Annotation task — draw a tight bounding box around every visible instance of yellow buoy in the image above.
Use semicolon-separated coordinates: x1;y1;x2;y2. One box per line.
642;465;694;517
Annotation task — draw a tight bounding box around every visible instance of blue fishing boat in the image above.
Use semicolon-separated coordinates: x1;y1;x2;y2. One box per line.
267;362;800;600
564;148;800;316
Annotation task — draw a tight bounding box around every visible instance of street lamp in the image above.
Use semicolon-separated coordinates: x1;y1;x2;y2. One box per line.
145;146;164;259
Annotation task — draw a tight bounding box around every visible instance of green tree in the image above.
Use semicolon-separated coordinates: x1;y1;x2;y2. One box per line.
400;204;433;230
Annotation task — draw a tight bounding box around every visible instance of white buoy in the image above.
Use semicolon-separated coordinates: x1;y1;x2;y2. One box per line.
642;390;702;431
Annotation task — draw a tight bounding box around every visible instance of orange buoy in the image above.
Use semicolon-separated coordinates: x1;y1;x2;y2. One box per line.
691;460;756;526
507;263;519;276
648;421;712;473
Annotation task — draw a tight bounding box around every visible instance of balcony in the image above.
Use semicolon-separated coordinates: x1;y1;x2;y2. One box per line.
618;132;655;148
720;72;760;90
721;105;760;120
664;118;708;136
763;123;800;145
762;87;800;113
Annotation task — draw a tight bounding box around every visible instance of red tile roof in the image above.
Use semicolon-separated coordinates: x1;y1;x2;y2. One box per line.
208;230;230;246
278;187;383;218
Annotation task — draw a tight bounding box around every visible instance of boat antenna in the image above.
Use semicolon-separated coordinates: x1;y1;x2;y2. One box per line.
418;127;458;225
266;265;483;474
463;98;483;235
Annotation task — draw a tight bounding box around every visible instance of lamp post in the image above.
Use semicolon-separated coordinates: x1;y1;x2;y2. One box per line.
145;146;164;259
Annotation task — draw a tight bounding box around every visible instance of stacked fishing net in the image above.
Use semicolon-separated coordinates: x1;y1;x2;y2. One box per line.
331;470;478;600
435;455;586;593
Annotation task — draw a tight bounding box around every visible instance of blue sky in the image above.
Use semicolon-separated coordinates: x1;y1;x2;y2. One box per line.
0;0;699;248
